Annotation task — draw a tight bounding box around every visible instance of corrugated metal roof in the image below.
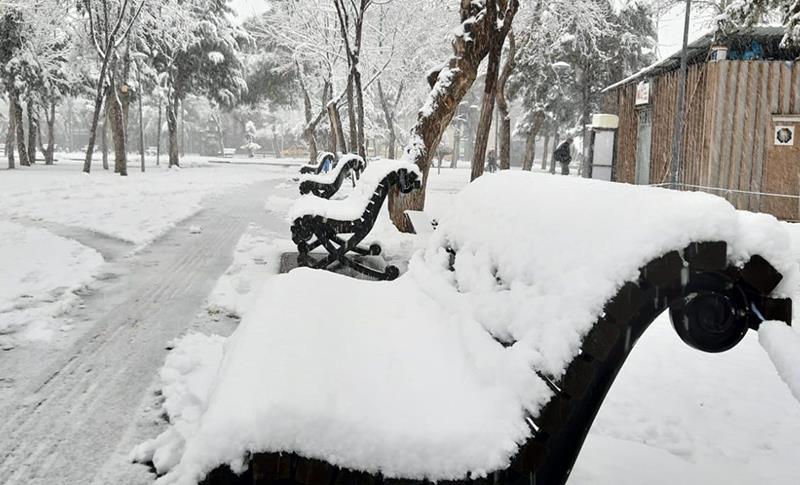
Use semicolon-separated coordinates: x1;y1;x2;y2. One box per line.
602;26;788;93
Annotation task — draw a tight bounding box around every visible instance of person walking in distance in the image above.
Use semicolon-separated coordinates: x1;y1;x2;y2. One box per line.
553;137;573;175
486;148;498;173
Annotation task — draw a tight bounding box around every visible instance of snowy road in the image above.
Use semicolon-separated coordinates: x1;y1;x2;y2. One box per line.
0;178;288;485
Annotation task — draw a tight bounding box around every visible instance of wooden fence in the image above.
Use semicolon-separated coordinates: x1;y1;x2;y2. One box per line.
604;60;800;221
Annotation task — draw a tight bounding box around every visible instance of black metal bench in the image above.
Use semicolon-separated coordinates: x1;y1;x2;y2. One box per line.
298;155;366;199
299;152;336;175
202;241;791;485
290;164;420;281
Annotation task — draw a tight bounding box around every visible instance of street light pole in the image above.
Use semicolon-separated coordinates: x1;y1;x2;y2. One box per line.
670;0;692;189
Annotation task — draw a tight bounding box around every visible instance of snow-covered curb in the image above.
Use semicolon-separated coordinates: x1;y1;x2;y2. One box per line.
130;333;226;474
207;224;294;317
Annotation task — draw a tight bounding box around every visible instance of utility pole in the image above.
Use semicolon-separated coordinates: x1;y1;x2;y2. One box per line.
670;0;692;189
136;62;145;172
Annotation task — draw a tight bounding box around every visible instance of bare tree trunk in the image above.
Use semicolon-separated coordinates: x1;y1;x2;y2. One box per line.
354;68;366;159
346;73;356;154
83;51;114;173
45;100;56;165
496;31;516;170
327;100;347;154
580;63;591;176
550;129;559;174
540;132;548;170
180;101;186;157
297;68;323;164
66;97;73;152
136;63;145;172
6;99;15;169
167;94;179;168
272;126;282;158
156;100;162;166
102;107;109;170
121;38;132;153
26;99;37;164
109;82;127;176
522;130;536;171
470;2;503;182
452;125;460;168
376;80;396;159
212;111;224;155
12;94;29;167
389;0;519;231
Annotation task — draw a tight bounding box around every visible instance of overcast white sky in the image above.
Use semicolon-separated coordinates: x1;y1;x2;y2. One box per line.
657;4;710;59
230;0;269;19
228;0;710;61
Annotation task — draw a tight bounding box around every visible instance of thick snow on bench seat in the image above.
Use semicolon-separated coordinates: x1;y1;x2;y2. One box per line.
299;154;364;185
289;159;420;221
146;172;797;485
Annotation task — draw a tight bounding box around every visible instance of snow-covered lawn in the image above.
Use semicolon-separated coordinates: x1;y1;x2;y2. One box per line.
0;220;103;342
573;317;800;485
136;168;800;485
0;158;294;248
0;158;297;341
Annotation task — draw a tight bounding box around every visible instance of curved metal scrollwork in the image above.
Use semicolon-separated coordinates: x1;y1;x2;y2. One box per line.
291;168;420;281
299;157;366;199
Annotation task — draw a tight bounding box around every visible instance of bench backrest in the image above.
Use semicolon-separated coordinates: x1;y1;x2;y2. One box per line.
290;160;421;224
298;155;366;198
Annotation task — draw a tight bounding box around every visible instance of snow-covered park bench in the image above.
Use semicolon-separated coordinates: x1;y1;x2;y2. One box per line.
298;154;366;199
223;148;236;158
290;159;420;280
299;152;336;175
135;172;797;485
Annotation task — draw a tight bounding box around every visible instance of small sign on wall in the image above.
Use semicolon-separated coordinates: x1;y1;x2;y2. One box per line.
774;125;795;146
635;81;650;106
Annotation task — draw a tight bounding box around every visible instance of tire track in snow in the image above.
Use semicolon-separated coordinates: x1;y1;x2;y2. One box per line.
0;179;286;485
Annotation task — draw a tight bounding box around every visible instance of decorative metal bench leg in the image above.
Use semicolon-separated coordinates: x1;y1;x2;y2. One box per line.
339;256;399;281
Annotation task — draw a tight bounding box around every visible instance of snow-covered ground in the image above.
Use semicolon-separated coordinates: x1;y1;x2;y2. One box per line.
0;220;103;342
134;166;800;485
0;158;297;344
0;160;297;485
0;155;299;247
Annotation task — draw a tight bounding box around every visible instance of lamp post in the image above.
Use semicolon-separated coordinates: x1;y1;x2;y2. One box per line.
670;0;692;189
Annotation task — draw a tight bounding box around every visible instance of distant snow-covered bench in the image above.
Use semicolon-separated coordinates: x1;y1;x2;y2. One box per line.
299;151;336;175
290;159;420;280
222;148;236;158
298;154;366;199
136;172;795;485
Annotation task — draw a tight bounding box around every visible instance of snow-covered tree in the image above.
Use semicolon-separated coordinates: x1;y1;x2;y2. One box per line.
388;0;520;232
138;0;248;167
720;1;790;42
77;0;146;175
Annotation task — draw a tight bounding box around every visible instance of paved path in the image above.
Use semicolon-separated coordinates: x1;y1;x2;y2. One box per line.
0;179;286;484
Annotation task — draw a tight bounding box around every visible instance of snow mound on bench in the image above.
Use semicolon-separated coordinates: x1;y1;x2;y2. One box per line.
298;154;364;185
420;172;796;376
146;172;797;484
154;270;547;484
289;159;420;221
